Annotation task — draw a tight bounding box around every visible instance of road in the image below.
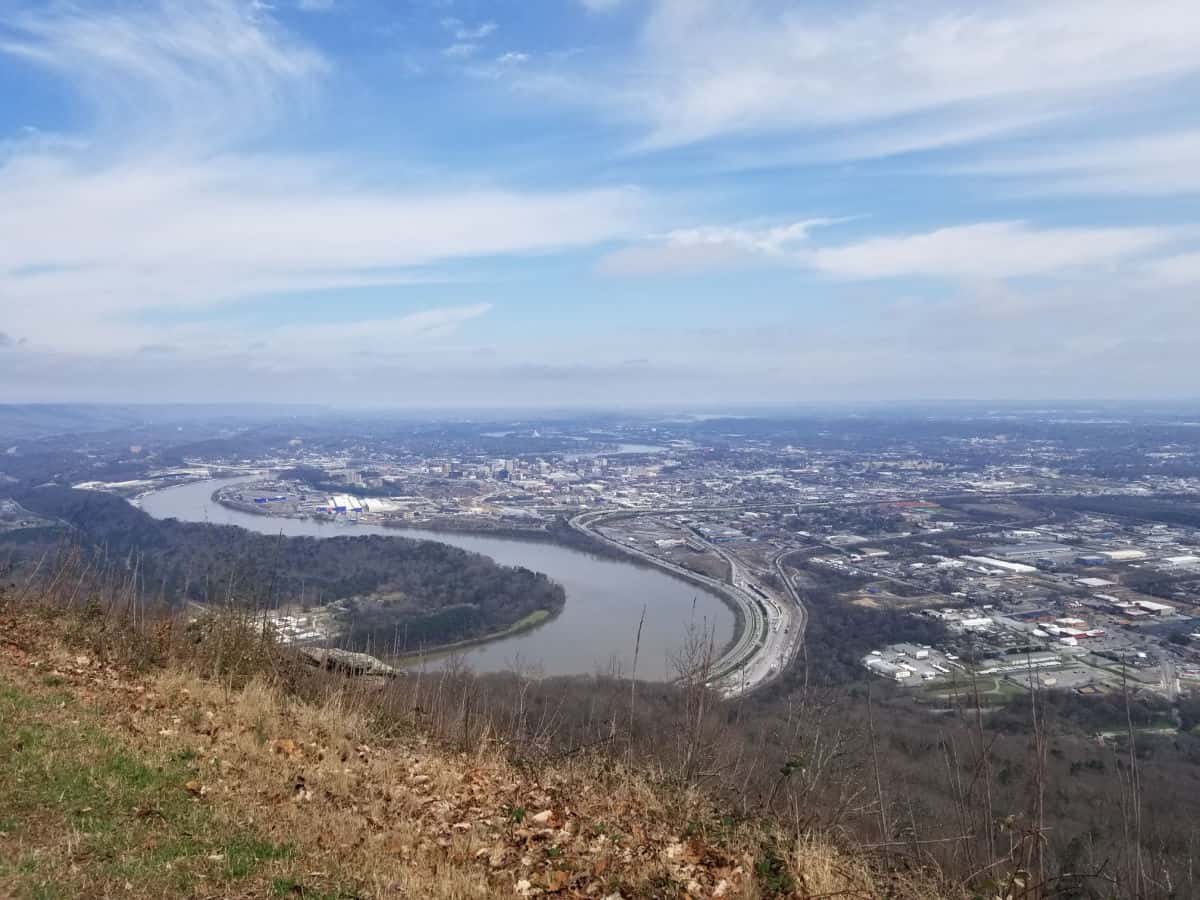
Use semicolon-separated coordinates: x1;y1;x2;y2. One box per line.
1162;658;1180;703
772;549;809;660
569;509;806;697
564;488;1085;697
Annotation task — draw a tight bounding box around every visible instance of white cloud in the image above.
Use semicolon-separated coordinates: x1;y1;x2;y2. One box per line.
0;0;326;146
12;274;1196;405
439;17;498;41
954;129;1200;195
601;220;1181;281
688;108;1063;175
598;219;837;274
441;20;498;59
534;0;1200;157
496;52;530;65
455;22;498;41
806;222;1176;280
268;304;494;352
1147;252;1200;285
0;150;645;350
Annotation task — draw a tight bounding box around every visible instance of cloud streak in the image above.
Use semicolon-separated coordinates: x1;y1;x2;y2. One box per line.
600;220;1182;281
1147;252;1200;285
523;0;1200;164
0;0;326;145
0;150;644;350
598;219;840;275
806;222;1176;281
953;129;1200;195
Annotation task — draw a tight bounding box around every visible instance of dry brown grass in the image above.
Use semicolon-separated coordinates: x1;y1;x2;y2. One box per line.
0;592;953;899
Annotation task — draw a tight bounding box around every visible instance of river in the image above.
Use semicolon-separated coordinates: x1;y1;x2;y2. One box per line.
137;478;733;680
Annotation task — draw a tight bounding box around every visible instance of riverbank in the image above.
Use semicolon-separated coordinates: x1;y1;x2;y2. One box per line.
567;514;754;669
388;607;564;667
138;478;736;681
214;491;631;558
211;485;746;668
389;514;744;665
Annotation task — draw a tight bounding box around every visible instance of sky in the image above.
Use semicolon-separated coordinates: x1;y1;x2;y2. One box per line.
1;0;1199;408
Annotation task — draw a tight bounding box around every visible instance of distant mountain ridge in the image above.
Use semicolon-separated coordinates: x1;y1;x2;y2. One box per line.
0;403;331;441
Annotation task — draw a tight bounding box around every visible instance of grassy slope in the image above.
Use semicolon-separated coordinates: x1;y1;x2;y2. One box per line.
0;678;312;899
0;606;943;900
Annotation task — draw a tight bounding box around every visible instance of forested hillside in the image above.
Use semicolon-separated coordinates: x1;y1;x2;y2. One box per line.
11;487;565;648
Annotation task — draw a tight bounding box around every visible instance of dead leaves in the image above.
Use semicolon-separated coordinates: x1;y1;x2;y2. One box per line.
183;779;207;798
477;843;509;869
273;737;298;757
2;619;758;900
545;869;571;892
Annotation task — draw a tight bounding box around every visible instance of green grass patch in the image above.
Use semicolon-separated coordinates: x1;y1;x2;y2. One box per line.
918;677;1028;706
0;675;302;899
508;608;552;630
224;834;295;879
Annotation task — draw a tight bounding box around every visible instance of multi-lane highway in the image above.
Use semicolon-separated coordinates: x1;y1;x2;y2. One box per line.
569;509;806;696
567;489;1066;695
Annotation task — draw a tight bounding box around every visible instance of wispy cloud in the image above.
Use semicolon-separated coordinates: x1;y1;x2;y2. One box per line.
806;222;1176;280
528;0;1200;162
1147;252;1200;285
454;21;497;41
0;150;644;350
270;304;493;351
953;129;1200;195
598;219;841;275
438;17;497;59
601;220;1182;281
0;0;326;145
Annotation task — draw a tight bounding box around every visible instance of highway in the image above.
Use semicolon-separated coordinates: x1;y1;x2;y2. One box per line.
772;547;809;670
565;488;1075;696
569;509;806;697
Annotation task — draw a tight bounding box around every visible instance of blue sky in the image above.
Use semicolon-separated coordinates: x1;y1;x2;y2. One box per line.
1;0;1199;407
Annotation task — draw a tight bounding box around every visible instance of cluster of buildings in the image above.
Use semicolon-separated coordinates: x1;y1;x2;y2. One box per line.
147;416;1200;702
855;538;1198;698
864;644;961;682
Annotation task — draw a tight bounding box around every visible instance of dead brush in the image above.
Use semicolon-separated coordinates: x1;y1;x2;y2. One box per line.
4;551;967;899
2;548;303;688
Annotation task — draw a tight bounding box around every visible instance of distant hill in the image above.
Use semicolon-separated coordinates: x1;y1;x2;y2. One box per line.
0;403;330;441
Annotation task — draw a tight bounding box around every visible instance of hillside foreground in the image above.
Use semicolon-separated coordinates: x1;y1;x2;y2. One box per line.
0;601;943;899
